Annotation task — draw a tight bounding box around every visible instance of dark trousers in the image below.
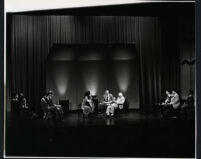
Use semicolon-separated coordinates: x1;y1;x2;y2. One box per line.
49;107;63;121
163;105;180;118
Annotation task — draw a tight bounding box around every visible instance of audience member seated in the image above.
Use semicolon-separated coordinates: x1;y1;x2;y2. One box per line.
81;91;94;117
41;91;64;121
99;90;114;113
163;89;181;119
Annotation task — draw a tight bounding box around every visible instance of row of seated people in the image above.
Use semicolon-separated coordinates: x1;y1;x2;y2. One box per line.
11;93;37;119
12;91;64;121
159;89;194;119
12;90;126;121
81;90;126;117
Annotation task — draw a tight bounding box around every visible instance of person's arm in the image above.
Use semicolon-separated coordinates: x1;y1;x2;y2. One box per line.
117;97;125;105
164;97;169;104
120;96;125;104
174;95;179;104
170;96;176;105
83;96;91;103
170;95;180;108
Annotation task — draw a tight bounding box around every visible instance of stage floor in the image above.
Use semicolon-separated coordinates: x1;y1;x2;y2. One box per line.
5;111;195;158
28;110;160;128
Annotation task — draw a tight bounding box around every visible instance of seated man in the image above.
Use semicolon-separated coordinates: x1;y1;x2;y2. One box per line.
99;90;114;114
106;92;125;116
181;89;194;118
181;89;194;109
163;89;180;118
41;91;64;120
106;97;117;116
162;90;173;105
116;92;126;110
158;90;172;116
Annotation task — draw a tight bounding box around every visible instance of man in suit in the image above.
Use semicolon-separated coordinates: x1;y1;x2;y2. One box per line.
41;91;63;120
99;90;114;114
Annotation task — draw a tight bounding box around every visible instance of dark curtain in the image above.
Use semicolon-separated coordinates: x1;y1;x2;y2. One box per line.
7;15;181;113
160;18;181;97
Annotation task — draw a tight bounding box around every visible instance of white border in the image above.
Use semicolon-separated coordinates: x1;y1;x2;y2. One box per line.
3;0;196;158
5;0;195;13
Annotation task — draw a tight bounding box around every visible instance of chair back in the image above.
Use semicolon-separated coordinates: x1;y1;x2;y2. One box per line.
123;98;129;111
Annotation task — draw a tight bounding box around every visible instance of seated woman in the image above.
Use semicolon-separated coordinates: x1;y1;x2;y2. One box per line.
81;91;94;117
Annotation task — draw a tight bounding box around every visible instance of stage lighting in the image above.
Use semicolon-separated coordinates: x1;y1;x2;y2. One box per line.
85;78;98;96
53;64;70;96
82;64;99;96
56;75;68;95
115;63;130;92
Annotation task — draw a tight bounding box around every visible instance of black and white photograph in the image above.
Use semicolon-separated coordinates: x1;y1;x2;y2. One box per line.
3;0;196;158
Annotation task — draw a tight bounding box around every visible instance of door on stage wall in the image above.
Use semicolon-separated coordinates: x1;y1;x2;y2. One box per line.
46;44;139;110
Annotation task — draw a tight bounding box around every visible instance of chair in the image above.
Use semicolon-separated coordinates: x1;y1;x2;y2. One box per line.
163;100;183;119
59;100;69;116
180;99;195;120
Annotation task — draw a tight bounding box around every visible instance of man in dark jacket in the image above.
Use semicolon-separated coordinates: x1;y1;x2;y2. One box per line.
41;91;63;120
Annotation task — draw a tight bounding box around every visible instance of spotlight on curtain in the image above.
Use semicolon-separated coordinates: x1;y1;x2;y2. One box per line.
85;79;98;96
55;74;68;95
82;63;100;96
113;49;133;93
53;64;70;96
83;72;99;96
115;63;130;92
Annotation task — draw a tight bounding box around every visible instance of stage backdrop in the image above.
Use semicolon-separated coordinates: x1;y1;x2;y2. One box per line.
7;15;190;113
46;44;139;109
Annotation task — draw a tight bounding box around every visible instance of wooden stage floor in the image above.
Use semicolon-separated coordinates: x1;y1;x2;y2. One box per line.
5;111;195;158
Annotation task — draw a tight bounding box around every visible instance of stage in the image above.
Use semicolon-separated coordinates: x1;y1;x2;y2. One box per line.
5;111;195;157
